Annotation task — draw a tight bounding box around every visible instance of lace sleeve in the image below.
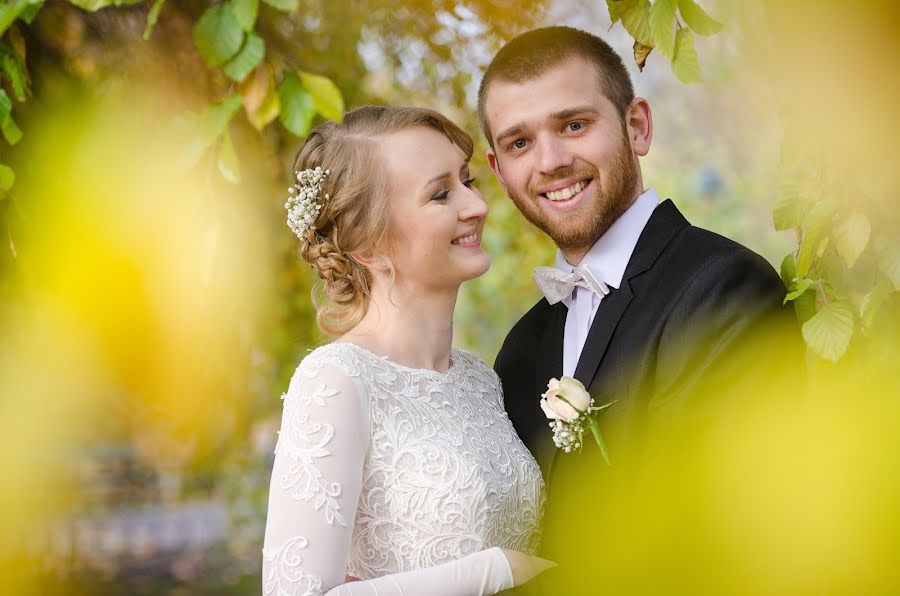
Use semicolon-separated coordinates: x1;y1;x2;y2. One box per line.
263;352;515;596
262;358;369;595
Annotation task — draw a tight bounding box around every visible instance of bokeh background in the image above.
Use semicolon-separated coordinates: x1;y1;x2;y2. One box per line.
1;0;898;593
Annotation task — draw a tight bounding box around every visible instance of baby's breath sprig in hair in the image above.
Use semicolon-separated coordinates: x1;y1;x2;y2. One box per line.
285;166;330;239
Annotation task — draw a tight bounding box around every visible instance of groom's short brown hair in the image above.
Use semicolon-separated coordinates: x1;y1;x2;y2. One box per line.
477;26;635;150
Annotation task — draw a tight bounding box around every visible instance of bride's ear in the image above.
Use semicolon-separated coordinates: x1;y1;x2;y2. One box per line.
353;249;390;274
487;150;510;196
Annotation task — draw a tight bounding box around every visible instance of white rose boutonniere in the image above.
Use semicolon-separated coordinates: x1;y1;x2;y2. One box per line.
540;376;615;465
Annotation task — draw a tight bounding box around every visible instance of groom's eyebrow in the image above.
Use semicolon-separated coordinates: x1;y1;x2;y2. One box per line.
495;124;525;147
550;106;600;121
494;106;601;147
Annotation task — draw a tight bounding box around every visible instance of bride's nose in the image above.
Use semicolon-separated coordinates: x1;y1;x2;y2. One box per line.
458;187;488;222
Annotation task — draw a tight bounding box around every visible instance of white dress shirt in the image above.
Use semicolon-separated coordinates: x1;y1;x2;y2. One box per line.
558;189;660;377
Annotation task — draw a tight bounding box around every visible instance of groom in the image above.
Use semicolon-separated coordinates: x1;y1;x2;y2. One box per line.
480;26;801;586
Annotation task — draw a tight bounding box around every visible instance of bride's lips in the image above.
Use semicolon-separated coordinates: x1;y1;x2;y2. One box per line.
538;178;594;213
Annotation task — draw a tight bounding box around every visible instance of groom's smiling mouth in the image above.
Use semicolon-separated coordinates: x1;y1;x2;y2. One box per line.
538;178;592;205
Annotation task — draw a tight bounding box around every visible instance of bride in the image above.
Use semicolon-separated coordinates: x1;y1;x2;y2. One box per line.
262;105;552;595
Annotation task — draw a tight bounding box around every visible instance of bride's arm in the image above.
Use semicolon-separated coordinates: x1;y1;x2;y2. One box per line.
262;358;529;596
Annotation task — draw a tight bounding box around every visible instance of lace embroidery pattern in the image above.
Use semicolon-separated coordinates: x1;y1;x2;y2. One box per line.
262;535;324;596
305;343;546;580
276;371;346;527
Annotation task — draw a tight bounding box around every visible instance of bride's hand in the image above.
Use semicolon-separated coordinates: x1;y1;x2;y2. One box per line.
500;549;557;586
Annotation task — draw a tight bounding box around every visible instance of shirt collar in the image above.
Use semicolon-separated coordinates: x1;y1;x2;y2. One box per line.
555;188;660;290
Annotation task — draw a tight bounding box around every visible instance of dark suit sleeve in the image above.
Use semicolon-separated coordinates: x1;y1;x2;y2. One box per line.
649;249;804;431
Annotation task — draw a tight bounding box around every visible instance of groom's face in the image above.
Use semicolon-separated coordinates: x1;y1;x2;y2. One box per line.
484;57;644;260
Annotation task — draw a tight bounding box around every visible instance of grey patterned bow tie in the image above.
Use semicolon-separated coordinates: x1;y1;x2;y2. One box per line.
532;264;610;305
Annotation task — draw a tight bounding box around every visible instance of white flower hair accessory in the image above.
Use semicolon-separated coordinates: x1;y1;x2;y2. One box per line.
285;166;330;239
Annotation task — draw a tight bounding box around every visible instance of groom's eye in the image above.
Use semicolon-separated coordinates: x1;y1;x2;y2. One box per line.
566;121;585;132
510;139;527;151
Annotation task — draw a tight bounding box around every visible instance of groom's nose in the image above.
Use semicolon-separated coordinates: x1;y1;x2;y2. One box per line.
535;134;575;174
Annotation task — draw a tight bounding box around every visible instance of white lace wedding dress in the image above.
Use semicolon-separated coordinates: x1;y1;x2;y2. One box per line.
262;342;545;595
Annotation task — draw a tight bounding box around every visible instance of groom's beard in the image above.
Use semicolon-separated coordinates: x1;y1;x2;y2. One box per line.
510;124;640;255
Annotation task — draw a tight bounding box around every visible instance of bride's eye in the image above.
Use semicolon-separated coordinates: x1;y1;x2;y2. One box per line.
430;189;450;202
463;177;477;188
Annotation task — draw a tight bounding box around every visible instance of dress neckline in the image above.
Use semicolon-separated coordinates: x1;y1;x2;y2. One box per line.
332;341;460;378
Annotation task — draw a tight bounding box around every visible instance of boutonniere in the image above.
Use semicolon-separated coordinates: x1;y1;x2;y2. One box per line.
540;376;616;465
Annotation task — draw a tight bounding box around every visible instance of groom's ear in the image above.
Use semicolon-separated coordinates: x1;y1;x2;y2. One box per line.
486;149;510;196
627;97;653;157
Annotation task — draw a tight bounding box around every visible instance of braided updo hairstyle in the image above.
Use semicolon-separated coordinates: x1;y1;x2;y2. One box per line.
291;105;474;336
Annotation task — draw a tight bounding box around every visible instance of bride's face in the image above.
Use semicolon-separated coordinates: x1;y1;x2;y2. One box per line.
378;126;490;290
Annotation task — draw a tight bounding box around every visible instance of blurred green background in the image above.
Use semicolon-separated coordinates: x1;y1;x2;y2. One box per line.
1;0;898;594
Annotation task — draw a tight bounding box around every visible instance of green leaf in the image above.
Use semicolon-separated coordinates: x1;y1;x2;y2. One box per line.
617;0;653;46
784;278;814;304
20;1;44;24
791;288;818;326
796;199;836;277
779;252;796;288
587;417;612;466
167;114;208;172
649;0;677;59
143;0;165;40
0;163;14;192
192;4;244;68
678;0;722;35
223;32;265;83
202;94;243;143
860;278;893;333
231;0;258;30
606;0;621;25
261;0;298;11
0;88;11;121
217;130;240;184
202;93;243;147
300;71;344;122
773;187;810;230
671;27;701;83
68;0;142;11
278;73;315;136
875;237;900;290
802;301;855;363
834;212;870;269
1;114;22;145
0;43;30;101
0;0;30;38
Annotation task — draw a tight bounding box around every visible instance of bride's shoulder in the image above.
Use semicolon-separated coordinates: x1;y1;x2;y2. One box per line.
451;348;500;382
293;342;367;382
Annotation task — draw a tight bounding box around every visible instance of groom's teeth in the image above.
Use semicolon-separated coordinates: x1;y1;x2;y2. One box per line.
546;180;586;201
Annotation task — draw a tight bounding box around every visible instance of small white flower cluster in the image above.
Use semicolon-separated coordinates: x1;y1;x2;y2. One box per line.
285;166;330;239
548;397;600;453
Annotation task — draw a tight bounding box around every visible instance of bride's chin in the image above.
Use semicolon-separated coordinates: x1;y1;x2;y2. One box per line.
466;255;492;280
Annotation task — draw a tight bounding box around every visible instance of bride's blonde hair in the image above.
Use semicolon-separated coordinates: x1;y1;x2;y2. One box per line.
292;105;473;336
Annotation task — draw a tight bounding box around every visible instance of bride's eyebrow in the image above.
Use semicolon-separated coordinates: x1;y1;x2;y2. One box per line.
422;172;451;193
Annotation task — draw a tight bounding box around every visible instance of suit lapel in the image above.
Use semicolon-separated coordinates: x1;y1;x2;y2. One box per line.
572;281;634;386
573;199;690;388
533;302;566;478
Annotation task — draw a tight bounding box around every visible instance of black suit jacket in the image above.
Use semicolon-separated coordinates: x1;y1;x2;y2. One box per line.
494;200;801;589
